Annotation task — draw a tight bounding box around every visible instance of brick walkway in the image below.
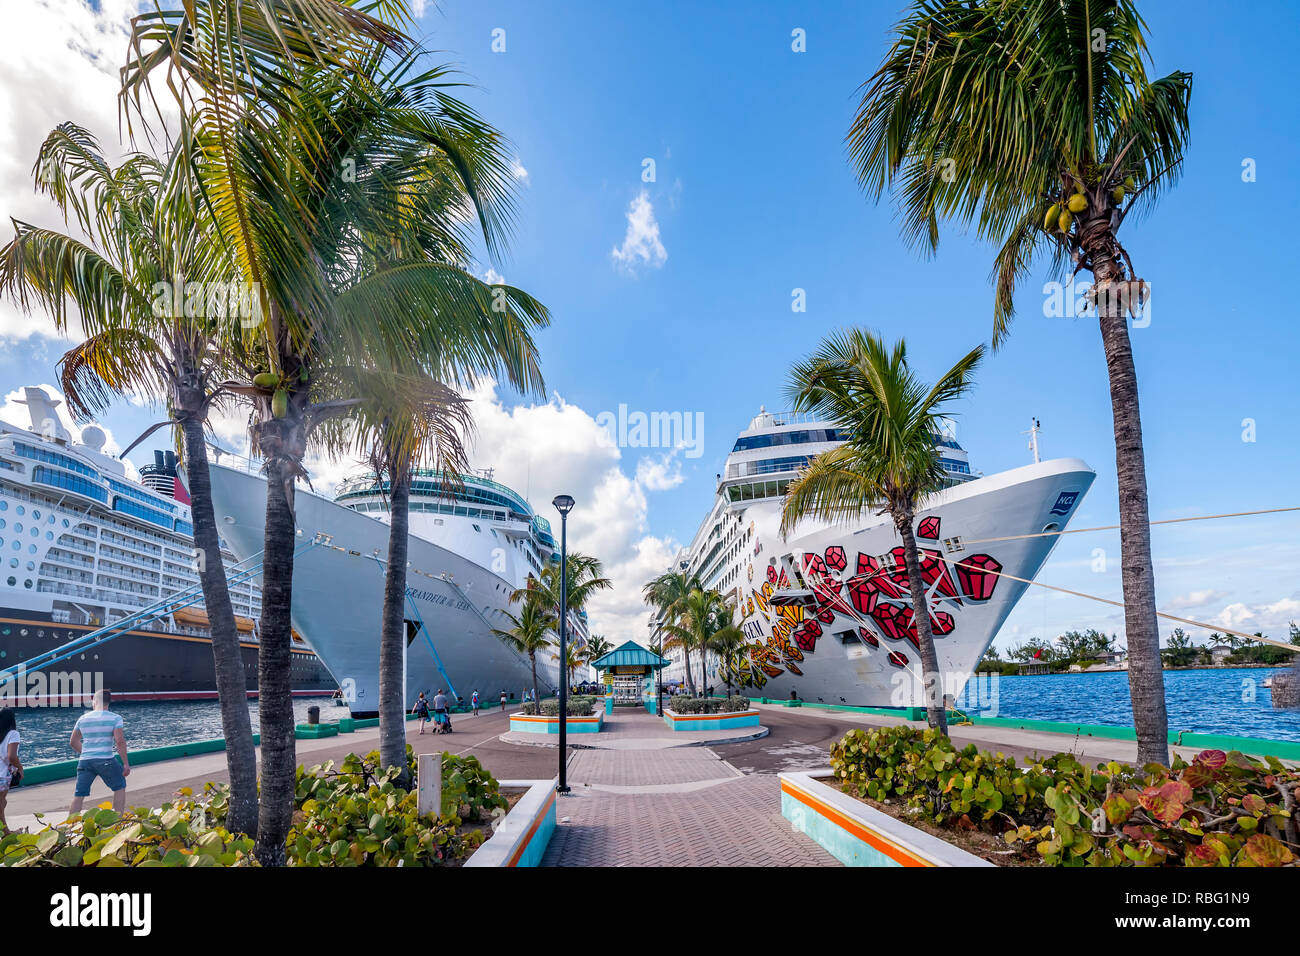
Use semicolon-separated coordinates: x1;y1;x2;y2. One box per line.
531;709;840;867
541;775;839;866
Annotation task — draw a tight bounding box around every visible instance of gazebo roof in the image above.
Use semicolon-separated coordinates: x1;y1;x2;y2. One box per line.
589;640;671;672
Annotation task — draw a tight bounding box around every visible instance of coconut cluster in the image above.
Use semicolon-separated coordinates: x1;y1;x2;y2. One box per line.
1042;175;1135;236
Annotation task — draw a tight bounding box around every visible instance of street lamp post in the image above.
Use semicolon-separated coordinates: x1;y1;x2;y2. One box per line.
552;494;575;794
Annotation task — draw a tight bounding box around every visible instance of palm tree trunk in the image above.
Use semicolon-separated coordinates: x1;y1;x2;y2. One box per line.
255;453;297;866
898;516;947;735
530;652;539;711
180;411;258;837
1095;273;1168;765
379;463;412;787
700;648;708;697
683;647;696;696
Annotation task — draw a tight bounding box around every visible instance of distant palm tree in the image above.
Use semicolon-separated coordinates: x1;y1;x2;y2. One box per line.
583;634;613;682
0;124;261;838
512;553;612;643
710;627;749;698
662;588;743;696
492;599;557;710
644;570;701;694
846;0;1190;765
563;643;585;688
780;331;982;735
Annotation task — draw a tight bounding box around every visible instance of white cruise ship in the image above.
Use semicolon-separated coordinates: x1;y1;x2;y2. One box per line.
207;462;585;717
658;408;1095;707
0;386;333;702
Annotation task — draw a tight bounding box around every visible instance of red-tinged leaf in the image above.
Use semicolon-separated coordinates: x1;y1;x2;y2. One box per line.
1104;793;1133;825
1149;795;1186;825
1241;793;1268;815
1181;762;1215;788
1244;833;1295;867
1159;780;1193;805
1184;843;1220;867
1195;750;1227;769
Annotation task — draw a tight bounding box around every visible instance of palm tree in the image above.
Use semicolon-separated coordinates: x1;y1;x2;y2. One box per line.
643;570;701;694
709;627;749;698
512;553;612;639
164;50;544;862
350;376;475;787
662;588;742;697
584;634;613;665
563;643;585;689
0;124;261;837
492;598;557;710
846;0;1189;764
780;331;982;734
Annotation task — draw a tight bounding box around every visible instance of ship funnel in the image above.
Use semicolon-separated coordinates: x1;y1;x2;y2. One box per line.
154;450;166;471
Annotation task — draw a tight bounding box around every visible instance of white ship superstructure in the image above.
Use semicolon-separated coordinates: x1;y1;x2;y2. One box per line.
658;408;1095;707
0;386;331;700
208;463;584;716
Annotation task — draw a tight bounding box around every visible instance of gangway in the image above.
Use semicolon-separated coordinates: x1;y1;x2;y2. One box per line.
367;555;459;702
0;539;320;684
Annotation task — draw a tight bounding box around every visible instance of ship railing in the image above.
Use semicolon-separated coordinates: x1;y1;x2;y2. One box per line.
0;538;319;683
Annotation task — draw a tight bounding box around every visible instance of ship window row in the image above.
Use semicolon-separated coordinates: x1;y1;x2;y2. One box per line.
731;429;846;452
939;457;971;475
32;466;109;503
726;479;793;503
112;496;175;530
14;443;100;479
105;476;177;514
101;528;163;555
726;455;811;479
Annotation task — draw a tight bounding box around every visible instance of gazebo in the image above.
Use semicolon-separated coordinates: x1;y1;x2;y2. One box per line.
588;640;672;714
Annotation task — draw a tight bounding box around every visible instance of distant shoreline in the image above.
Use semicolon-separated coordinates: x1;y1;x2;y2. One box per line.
982;662;1290;676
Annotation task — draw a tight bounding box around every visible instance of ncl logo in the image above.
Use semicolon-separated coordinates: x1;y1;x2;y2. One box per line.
1049;491;1080;516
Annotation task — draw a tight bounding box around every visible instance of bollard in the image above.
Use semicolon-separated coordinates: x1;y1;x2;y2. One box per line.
418;753;441;818
307;705;320;725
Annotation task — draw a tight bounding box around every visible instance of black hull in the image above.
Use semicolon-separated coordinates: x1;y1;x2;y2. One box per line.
0;607;335;704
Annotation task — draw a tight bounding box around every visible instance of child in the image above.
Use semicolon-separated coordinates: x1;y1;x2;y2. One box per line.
412;692;431;734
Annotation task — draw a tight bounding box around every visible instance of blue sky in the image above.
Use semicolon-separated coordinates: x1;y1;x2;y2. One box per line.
1;0;1297;648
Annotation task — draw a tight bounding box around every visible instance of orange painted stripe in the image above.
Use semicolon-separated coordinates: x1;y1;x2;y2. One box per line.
510;715;601;723
667;710;758;722
507;789;556;867
781;778;933;867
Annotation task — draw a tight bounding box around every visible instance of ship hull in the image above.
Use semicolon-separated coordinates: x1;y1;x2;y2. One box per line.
695;458;1095;708
0;608;334;706
207;465;559;717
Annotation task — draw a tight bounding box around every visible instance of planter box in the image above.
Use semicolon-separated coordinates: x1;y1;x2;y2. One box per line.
509;709;604;734
780;771;993;867
464;779;557;868
662;707;760;732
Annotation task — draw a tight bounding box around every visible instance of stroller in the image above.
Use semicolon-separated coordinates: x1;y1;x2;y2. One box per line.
433;709;453;734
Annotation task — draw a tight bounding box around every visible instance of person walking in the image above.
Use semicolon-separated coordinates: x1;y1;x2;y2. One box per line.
69;690;130;815
432;688;451;733
499;689;507;711
0;708;22;835
471;689;480;717
412;692;431;734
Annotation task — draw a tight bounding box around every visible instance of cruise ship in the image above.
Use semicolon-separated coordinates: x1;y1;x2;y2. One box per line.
207;462;584;717
658;408;1095;707
0;387;334;703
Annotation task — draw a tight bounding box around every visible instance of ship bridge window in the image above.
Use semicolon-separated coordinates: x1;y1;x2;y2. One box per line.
13;443;99;479
731;429;845;452
31;466;108;504
112;497;174;529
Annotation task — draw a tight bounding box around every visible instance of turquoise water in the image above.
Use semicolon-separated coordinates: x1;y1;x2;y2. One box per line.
8;696;339;766
977;667;1300;742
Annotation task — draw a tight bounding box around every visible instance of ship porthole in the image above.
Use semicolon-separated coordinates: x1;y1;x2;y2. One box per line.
1042;522;1060;535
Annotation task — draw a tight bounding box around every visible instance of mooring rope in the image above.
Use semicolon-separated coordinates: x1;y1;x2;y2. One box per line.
958;505;1300;546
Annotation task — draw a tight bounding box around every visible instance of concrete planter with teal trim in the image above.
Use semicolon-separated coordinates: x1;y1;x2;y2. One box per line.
781;770;993;867
509;708;604;734
662;707;760;732
464;779;557;868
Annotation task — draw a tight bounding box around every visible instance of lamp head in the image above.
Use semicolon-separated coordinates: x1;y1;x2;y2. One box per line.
552;493;575;516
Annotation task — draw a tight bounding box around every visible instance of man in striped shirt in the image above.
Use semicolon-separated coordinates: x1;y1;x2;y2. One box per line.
69;690;131;814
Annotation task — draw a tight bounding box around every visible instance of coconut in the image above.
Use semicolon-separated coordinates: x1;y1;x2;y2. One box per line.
1111;186;1125;203
253;372;281;389
1123;175;1135;190
272;389;288;419
1057;210;1073;233
1044;203;1061;230
1066;193;1088;213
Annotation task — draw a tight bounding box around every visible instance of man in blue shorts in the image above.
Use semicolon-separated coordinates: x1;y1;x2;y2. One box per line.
69;690;130;814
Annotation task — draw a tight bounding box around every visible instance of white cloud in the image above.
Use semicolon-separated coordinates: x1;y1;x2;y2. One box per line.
610;190;667;274
1208;595;1300;637
482;267;506;286
509;157;529;184
458;379;679;643
0;1;148;342
635;453;684;492
1161;589;1230;613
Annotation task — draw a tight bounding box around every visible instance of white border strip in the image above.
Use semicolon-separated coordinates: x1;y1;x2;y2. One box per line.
465;778;556;868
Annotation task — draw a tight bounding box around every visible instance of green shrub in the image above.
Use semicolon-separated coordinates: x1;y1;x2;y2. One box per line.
668;695;752;714
521;695;597;716
829;726;1299;867
2;746;508;867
